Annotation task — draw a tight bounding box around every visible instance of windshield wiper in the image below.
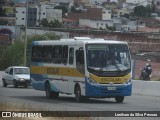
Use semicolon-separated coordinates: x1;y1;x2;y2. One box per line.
110;58;122;71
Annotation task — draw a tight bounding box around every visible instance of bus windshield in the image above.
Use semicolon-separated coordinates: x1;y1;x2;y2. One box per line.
86;44;131;74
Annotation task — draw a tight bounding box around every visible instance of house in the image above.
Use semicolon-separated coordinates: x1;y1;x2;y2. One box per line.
15;7;26;26
67;8;102;21
79;19;113;29
102;1;117;10
62;18;78;28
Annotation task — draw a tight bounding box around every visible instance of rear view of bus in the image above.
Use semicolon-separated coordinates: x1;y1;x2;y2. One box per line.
30;37;132;103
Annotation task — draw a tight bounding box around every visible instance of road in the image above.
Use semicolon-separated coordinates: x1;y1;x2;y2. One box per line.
0;72;160;119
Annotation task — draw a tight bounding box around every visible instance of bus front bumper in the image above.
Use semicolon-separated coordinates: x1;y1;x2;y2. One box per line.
85;82;132;98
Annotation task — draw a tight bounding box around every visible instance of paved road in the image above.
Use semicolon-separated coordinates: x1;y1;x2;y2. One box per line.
0;71;160;119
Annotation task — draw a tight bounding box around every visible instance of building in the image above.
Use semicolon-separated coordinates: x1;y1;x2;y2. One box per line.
28;8;37;26
126;0;152;6
79;19;113;29
62;18;78;27
46;8;62;22
102;9;112;20
68;8;103;21
15;7;26;26
36;2;46;25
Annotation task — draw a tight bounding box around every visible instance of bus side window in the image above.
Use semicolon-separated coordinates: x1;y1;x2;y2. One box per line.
62;45;68;65
53;45;62;64
69;47;74;65
43;46;52;63
32;46;43;62
76;49;85;74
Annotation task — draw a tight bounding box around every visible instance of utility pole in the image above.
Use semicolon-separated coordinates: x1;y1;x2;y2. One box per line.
24;0;28;66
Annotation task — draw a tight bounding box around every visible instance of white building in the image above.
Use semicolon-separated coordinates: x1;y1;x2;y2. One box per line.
79;19;113;29
35;2;62;25
46;8;62;22
36;2;46;25
50;0;74;3
15;7;26;26
89;0;118;5
126;0;152;6
102;9;112;20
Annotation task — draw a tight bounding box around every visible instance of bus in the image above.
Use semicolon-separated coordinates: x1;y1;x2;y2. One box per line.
30;37;132;103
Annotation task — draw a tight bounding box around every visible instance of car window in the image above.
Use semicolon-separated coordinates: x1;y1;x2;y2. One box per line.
9;68;13;75
5;68;10;74
14;68;30;74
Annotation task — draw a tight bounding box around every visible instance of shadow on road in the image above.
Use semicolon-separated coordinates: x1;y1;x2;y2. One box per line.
1;85;32;89
10;95;121;104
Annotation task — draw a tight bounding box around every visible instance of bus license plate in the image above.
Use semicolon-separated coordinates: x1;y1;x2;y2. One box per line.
107;87;116;90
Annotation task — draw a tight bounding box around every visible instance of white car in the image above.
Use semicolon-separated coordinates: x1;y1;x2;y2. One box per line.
2;66;31;88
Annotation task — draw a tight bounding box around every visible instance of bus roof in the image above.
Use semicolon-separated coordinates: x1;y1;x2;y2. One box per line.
32;37;128;46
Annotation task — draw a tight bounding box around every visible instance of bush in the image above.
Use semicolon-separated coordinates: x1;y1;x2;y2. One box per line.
0;33;61;70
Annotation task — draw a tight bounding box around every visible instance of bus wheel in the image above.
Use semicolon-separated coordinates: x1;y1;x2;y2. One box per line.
75;86;82;102
115;96;124;103
45;83;59;99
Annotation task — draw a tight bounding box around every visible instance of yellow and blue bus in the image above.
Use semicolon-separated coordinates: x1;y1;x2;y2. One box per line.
30;37;132;103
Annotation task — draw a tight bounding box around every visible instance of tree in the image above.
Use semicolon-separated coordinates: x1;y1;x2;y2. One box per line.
0;7;5;16
134;5;146;17
40;18;49;27
26;33;61;66
0;33;61;70
0;42;24;70
52;19;62;28
71;6;82;13
40;19;62;28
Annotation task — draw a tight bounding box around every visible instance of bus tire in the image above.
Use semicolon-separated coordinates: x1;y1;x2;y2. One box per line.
115;96;124;103
2;79;7;87
75;85;82;102
45;82;59;99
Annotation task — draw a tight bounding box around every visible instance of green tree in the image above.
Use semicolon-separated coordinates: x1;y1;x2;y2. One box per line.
52;19;62;28
26;33;61;66
0;7;5;16
134;5;146;17
0;42;24;70
71;6;82;13
40;18;49;27
40;19;62;28
0;33;61;70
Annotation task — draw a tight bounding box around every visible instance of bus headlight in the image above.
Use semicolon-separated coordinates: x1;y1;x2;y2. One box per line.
87;78;98;85
125;79;132;84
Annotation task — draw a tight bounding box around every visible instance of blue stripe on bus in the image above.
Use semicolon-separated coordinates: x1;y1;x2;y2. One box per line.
85;78;132;97
31;74;61;92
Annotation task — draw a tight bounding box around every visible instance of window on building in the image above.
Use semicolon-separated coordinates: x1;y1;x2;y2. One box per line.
22;18;24;20
22;11;25;14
